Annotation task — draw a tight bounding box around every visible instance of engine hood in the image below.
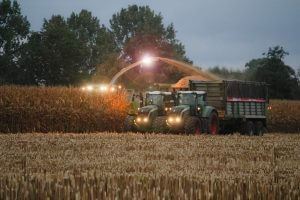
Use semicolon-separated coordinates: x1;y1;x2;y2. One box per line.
138;105;158;115
170;105;190;114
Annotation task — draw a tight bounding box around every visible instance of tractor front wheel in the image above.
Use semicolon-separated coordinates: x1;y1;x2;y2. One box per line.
184;117;201;135
124;115;136;132
152;116;168;134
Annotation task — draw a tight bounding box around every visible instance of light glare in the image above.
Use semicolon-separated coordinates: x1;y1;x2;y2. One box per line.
142;56;153;66
87;85;93;91
100;85;108;92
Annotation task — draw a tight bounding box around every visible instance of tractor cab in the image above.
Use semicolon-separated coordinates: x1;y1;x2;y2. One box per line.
144;91;175;114
174;91;207;117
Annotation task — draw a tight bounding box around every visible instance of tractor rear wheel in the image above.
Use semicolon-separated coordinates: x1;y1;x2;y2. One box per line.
208;111;219;135
124;115;136;132
152;116;168;133
184;117;201;135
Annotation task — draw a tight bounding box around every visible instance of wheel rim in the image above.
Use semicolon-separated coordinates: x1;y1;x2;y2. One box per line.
210;115;217;135
248;122;254;136
249;129;254;136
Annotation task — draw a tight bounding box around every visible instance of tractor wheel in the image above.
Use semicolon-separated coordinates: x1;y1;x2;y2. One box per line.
152;116;168;134
184;117;201;135
124;115;136;132
255;121;266;136
208;111;219;135
245;121;255;136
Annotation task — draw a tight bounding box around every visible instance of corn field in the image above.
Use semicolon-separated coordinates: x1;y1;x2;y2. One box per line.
0;133;299;199
0;86;128;133
268;100;300;132
1;86;300;133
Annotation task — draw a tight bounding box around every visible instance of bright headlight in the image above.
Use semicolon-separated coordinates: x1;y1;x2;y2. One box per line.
100;85;108;92
175;117;181;122
168;117;173;122
137;117;141;122
87;85;93;91
143;117;148;122
165;107;168;111
110;87;115;92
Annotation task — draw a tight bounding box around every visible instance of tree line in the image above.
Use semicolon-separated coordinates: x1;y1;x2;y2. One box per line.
0;0;189;87
1;0;299;99
209;46;300;99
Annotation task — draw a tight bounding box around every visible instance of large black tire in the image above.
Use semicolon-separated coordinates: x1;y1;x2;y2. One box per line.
207;111;219;135
245;121;255;136
152;116;168;134
254;121;266;136
124;115;136;132
184;117;201;135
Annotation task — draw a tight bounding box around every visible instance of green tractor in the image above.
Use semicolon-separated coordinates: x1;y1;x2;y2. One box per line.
125;91;175;133
166;91;219;134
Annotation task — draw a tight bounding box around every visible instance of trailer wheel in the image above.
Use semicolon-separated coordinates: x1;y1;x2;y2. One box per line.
245;121;255;136
152;116;168;134
184;117;201;135
208;111;219;135
124;115;136;132
255;121;266;136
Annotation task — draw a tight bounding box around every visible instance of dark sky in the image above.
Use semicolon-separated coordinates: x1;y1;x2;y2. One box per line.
18;0;300;70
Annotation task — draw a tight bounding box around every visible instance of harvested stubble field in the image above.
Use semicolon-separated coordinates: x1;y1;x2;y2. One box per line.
0;133;299;199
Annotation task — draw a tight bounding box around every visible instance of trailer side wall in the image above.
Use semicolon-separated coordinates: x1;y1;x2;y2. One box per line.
189;80;268;119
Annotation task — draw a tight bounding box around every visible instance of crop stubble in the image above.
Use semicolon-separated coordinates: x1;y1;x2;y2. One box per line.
0;133;299;199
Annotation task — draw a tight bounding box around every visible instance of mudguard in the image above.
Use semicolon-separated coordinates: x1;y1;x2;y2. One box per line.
201;106;217;118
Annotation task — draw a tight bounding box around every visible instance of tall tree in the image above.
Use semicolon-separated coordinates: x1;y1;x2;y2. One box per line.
18;32;45;85
0;0;30;84
67;10;116;77
92;53;125;83
20;10;117;86
40;15;78;85
110;5;191;88
245;46;299;99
